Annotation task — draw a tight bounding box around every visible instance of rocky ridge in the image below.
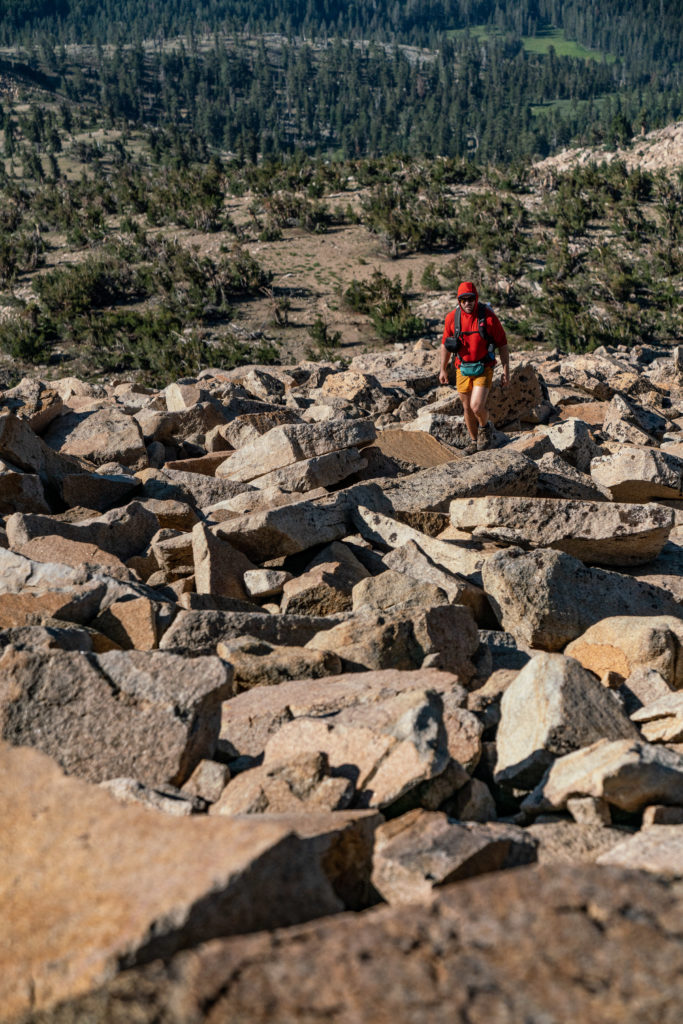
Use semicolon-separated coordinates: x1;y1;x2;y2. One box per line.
2;338;683;1021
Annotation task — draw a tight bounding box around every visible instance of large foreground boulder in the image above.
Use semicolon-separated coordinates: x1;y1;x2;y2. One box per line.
0;743;373;1020
24;864;683;1024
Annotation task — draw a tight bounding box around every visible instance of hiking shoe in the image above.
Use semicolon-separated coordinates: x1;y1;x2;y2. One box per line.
462;440;478;456
476;422;493;451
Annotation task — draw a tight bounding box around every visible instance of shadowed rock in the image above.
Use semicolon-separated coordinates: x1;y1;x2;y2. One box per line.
0;743;361;1021
23;864;683;1024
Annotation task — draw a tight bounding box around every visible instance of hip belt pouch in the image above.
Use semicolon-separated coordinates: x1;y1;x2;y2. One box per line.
459;360;487;377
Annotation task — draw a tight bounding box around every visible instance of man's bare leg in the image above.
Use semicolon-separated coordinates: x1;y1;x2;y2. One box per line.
470;386;490;430
460;391;479;440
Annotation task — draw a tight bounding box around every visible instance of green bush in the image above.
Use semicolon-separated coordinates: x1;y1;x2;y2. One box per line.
0;305;57;361
306;316;342;358
344;271;427;343
77;306;279;382
421;263;442;290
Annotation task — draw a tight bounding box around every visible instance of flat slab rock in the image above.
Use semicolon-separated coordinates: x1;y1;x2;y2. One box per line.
382;450;539;514
374;428;459;468
591;446;683;502
26;864;683;1024
213;483;391;561
0;743;364;1020
371;808;537;903
450;496;673;566
159;608;342;656
216;419;376;483
522;738;683;815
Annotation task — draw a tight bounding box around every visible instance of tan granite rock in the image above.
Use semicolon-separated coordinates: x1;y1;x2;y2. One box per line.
192;522;256;601
0;742;348;1020
522;738;683;815
218;668;466;760
494;653;637;789
0;647;231;786
450;496;673;566
39;861;683;1024
210;751;354;815
591;446;683;502
371;809;537;903
43;407;149;470
216;419;376;482
306;603;478;681
564;615;683;688
482;547;679;650
596;824;683;876
92;596;166;651
216;637;342;693
0;459;50;514
262;688;449;809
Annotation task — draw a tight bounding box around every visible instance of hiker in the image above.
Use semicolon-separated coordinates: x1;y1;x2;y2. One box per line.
439;281;510;453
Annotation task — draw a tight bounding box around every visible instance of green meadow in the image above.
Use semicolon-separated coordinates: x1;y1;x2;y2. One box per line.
448;24;616;63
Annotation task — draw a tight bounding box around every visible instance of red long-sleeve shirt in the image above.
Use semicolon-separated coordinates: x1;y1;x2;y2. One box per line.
441;304;507;367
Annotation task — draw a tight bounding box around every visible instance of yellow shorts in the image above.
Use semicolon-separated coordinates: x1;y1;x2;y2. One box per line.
456;365;494;393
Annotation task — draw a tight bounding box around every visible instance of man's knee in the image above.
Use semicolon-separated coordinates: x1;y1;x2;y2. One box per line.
470;389;489;416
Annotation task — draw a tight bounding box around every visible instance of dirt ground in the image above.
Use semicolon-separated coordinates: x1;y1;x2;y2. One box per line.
3;118;680;381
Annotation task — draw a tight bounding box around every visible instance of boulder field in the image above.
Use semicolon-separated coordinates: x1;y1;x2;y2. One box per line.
2;340;683;1021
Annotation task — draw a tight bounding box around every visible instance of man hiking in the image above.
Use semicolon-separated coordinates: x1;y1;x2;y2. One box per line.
439;281;510;454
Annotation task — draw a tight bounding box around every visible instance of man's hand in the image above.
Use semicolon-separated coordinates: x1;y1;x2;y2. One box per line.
498;345;510;388
439;369;450;386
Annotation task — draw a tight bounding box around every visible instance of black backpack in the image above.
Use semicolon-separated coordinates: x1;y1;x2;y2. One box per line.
444;303;495;360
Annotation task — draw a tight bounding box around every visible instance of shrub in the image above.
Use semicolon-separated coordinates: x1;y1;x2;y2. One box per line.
344;270;427;343
306;316;342;358
0;305;57;362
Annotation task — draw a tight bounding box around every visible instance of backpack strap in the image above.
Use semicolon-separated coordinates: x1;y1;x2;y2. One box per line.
443;306;461;353
477;303;491;343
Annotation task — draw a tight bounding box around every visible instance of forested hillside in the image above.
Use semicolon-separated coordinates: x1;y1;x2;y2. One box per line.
0;1;680;162
0;1;680;387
